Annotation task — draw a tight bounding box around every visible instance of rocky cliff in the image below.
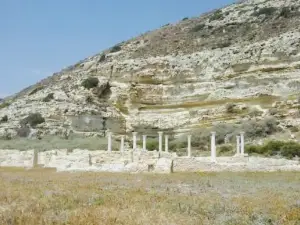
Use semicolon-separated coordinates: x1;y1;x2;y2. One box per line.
1;0;300;143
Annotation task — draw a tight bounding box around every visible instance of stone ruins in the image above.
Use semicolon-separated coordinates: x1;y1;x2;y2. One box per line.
1;131;300;173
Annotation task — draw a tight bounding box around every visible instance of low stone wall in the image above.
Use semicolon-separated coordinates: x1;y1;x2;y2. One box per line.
0;149;300;173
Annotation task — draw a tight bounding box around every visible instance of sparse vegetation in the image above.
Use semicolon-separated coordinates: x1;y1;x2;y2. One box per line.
190;24;205;32
99;54;106;62
137;138;159;151
269;108;278;116
85;95;93;104
20;113;45;128
81;77;99;89
0;169;299;225
16;126;31;138
246;140;300;159
42;93;54;102
0;102;10;109
252;7;277;17
110;45;122;53
0;115;8;123
28;86;44;96
225;103;236;114
209;9;224;22
0;135;117;151
279;7;297;18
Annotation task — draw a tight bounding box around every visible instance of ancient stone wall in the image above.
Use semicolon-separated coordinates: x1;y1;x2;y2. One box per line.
1;149;300;173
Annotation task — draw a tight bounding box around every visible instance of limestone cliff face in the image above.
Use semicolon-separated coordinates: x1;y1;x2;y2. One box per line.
1;0;300;138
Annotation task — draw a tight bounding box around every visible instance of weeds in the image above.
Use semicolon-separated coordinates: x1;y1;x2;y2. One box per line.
0;170;299;225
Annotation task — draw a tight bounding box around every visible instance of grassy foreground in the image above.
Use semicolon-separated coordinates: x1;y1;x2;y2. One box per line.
0;169;299;225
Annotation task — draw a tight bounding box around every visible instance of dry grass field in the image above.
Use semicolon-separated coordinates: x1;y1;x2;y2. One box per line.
0;168;299;225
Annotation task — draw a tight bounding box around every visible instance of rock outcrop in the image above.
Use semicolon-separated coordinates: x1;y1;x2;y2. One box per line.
1;0;300;141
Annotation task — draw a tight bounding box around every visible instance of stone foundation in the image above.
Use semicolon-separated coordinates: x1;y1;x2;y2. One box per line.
1;149;300;173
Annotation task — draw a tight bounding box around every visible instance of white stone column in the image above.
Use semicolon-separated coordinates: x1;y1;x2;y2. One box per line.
187;135;192;157
132;132;137;151
211;132;216;162
165;135;169;152
240;132;245;156
158;131;163;152
107;132;112;152
120;135;125;152
236;135;240;155
142;135;147;151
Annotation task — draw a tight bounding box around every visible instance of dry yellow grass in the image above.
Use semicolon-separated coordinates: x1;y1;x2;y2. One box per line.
0;168;299;225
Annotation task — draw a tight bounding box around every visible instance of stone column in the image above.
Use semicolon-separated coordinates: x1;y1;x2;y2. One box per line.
236;135;240;155
142;135;147;151
240;132;245;156
165;135;169;152
132;132;137;151
211;132;216;162
187;135;192;157
158;131;163;152
120;135;125;152
33;149;38;168
107;132;112;152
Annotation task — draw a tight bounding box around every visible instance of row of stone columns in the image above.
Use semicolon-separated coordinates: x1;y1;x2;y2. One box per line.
107;131;246;161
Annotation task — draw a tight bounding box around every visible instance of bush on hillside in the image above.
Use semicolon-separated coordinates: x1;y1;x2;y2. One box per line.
226;103;237;114
190;24;205;32
20;113;45;128
0;115;8;123
110;45;122;53
28;86;44;96
81;77;99;89
241;117;278;139
252;7;277;17
0;102;10;109
42;93;54;102
17;126;31;138
209;10;224;22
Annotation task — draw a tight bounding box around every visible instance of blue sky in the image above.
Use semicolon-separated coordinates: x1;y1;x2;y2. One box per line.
0;0;236;97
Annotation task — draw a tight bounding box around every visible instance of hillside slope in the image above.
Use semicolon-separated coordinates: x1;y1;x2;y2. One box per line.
1;0;300;143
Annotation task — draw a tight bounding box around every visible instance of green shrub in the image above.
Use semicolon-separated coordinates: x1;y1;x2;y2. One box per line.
182;17;189;21
110;45;122;53
86;95;93;104
20;113;45;128
226;103;236;114
245;145;263;155
215;41;231;49
28;86;44;96
280;142;300;159
81;77;99;89
218;145;233;154
290;126;299;133
241;117;278;139
279;7;292;18
0;102;10;109
269;108;278;116
190;24;205;32
99;54;106;62
0;115;8;123
17;126;31;138
209;10;224;22
252;7;277;17
42;93;54;102
136;138;159;151
246;140;300;159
